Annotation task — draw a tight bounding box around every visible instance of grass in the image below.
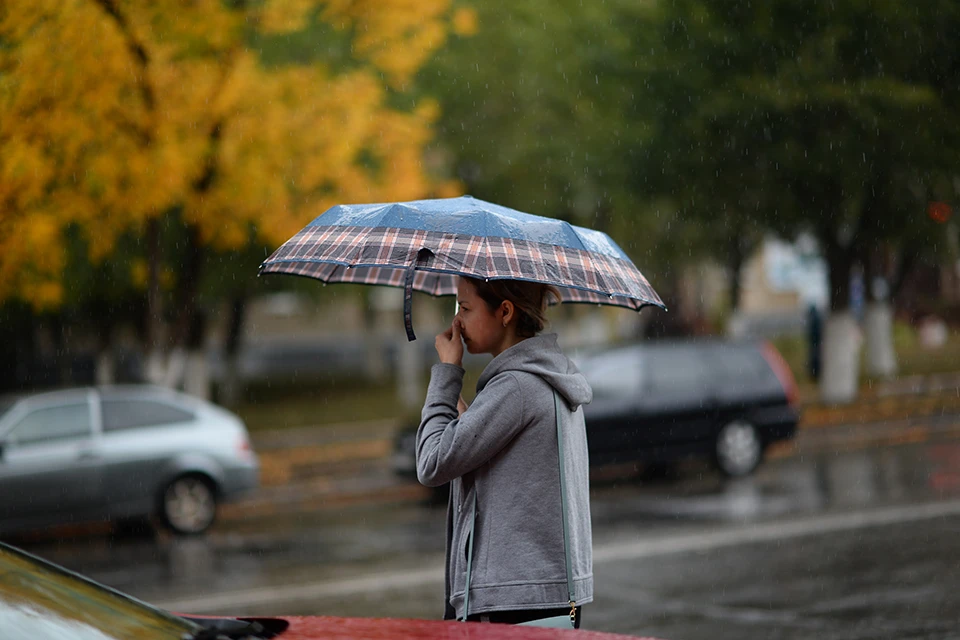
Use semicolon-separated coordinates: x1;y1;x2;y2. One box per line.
769;321;960;404
235;377;408;432
234;365;487;432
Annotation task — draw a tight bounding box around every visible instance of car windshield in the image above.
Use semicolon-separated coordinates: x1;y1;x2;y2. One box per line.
0;543;201;640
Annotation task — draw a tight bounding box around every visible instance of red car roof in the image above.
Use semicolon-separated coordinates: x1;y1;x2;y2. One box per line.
266;615;661;640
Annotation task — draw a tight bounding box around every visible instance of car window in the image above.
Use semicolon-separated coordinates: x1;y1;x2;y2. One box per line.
706;346;768;381
6;403;91;446
644;348;708;391
579;348;644;397
101;399;194;432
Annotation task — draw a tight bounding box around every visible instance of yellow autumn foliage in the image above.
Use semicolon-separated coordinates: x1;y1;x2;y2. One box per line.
0;0;470;309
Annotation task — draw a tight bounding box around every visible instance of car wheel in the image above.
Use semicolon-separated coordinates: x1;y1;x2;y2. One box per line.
160;475;218;535
714;420;763;477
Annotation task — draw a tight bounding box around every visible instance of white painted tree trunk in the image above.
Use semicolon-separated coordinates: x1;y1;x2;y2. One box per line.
219;356;242;408
864;302;898;378
397;344;424;410
145;350;167;385
163;347;188;389
183;349;210;400
819;311;862;404
95;350;114;385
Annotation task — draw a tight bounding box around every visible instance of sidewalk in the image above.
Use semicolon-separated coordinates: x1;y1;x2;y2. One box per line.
800;372;960;428
220;372;960;524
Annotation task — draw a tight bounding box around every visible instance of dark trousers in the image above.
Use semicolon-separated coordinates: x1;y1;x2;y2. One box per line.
466;606;581;628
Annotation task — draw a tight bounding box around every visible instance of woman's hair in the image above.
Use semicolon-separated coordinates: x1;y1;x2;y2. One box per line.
463;277;560;338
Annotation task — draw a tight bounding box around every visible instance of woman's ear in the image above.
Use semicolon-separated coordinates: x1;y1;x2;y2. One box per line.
500;300;515;327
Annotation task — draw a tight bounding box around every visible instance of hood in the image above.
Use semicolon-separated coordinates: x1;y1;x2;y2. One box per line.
476;333;593;409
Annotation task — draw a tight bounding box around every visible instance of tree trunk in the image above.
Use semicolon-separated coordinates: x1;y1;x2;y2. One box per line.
50;314;73;386
94;303;115;385
219;296;247;408
862;245;898;379
819;312;862;403
397;343;424;411
180;311;210;399
864;302;897;378
363;290;389;383
819;237;861;404
728;235;744;313
144;217;166;384
169;225;207;396
184;349;210;400
95;349;115;385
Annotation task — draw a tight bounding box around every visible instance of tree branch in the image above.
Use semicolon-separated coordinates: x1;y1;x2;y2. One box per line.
90;0;155;132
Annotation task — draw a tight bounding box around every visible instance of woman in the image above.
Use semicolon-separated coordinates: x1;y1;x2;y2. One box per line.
416;276;594;626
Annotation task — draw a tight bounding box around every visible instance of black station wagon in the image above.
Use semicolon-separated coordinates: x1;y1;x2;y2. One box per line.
393;338;800;489
574;339;800;477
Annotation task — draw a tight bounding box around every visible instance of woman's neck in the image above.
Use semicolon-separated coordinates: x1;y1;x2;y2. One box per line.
490;333;527;358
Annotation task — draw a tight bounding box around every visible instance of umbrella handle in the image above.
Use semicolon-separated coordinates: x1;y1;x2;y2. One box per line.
403;248;434;342
403;264;417;342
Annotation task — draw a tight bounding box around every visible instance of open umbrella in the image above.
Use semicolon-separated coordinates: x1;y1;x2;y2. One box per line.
259;196;665;340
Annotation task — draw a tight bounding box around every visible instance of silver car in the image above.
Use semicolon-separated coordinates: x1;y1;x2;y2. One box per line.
0;385;259;536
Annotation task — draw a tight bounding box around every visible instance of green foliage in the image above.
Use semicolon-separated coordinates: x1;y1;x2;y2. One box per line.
420;0;637;227
612;0;960;306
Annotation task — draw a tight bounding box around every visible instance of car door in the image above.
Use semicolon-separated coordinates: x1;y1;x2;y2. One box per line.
0;392;103;524
579;347;648;465
98;392;197;513
638;346;717;445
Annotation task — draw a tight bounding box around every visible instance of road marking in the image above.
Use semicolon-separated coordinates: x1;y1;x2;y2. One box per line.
593;498;960;562
154;498;960;614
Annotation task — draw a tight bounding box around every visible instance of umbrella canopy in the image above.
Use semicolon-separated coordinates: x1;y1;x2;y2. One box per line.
259;196;665;340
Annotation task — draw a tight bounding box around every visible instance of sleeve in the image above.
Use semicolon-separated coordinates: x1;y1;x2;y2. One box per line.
416;364;525;487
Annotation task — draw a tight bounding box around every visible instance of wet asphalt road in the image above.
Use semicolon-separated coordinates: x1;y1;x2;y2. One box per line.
9;435;960;640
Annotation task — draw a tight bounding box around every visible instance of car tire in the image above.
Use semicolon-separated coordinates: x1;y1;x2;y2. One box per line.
160;474;218;535
714;420;763;477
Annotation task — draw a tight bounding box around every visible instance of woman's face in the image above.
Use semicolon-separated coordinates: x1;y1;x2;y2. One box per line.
456;278;506;355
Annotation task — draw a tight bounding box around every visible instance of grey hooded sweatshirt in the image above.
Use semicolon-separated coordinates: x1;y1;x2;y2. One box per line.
417;333;594;620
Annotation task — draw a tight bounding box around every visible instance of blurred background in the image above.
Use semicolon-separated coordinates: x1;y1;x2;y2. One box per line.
2;0;958;415
2;2;960;638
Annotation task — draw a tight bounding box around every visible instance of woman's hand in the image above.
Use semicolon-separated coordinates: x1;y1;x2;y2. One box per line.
435;318;464;367
457;394;468;416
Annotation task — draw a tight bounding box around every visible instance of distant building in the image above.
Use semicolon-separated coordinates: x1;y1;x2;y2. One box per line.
731;235;828;338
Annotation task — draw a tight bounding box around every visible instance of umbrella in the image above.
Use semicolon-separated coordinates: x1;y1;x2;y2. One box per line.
259;196;665;340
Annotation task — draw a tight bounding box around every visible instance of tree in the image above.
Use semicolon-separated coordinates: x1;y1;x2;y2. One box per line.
0;0;471;394
421;1;640;227
616;0;960;401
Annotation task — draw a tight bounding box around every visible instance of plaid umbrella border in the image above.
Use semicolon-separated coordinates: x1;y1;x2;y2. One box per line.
260;225;665;310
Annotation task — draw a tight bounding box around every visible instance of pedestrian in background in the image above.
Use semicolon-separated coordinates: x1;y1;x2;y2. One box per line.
417;276;594;627
807;303;822;381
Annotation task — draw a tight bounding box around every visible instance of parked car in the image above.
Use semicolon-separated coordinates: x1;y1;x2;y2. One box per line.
0;385;258;536
573;339;800;477
0;540;653;640
393;339;799;489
